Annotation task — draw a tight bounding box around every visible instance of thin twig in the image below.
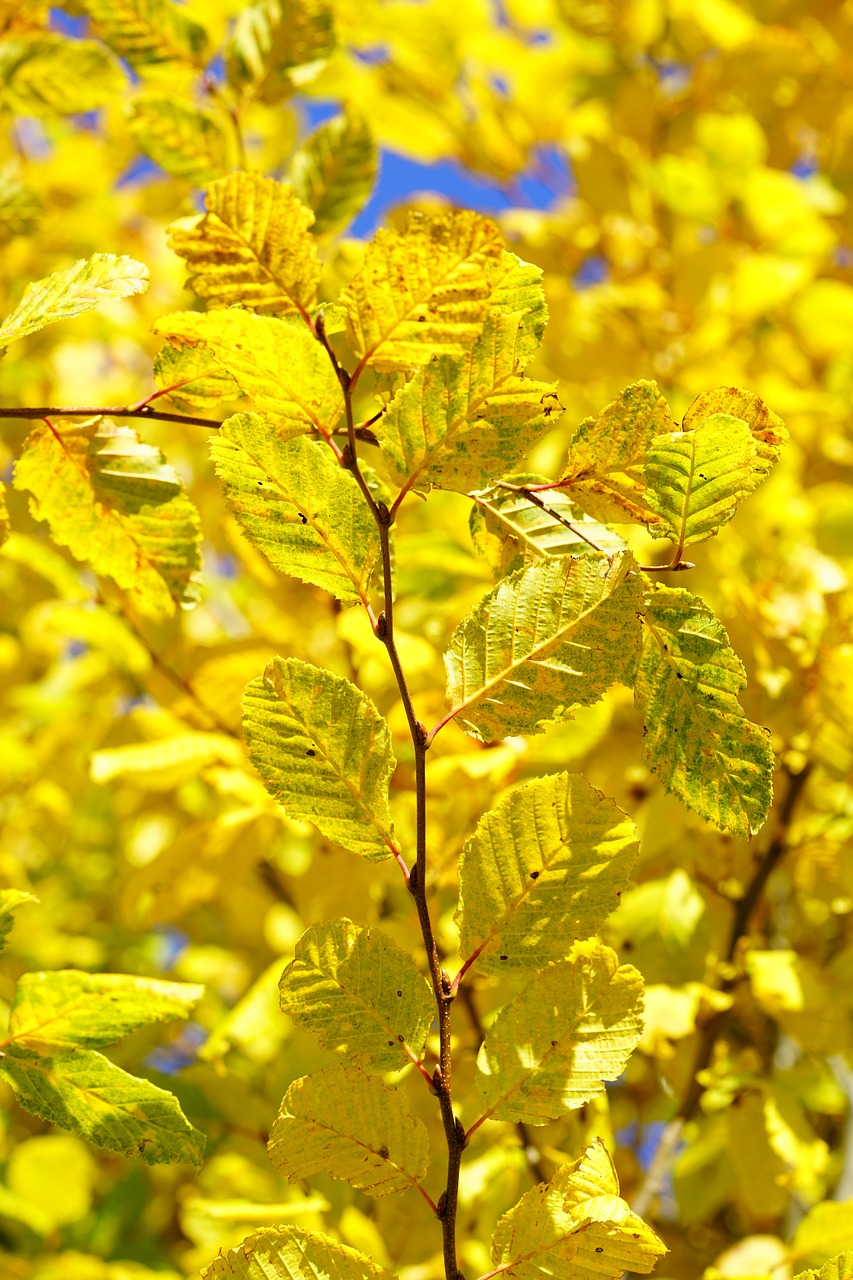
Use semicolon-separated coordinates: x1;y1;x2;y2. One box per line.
0;405;222;429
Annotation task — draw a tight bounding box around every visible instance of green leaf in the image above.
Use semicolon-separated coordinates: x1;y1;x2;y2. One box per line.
153;340;240;411
635;585;774;836
79;0;210;68
289;110;378;236
341;209;502;373
0;890;38;953
443;551;642;741
5;971;203;1052
0;35;126;116
0;254;149;350
560;380;673;524
469;474;625;576
210;413;380;605
793;1205;853;1269
127;96;230;185
242;657;397;860
201;1226;393;1280
490;1139;666;1280
0;1046;205;1167
13;418;201;618
457;773;638;974
226;0;336;104
278;918;433;1071
682;385;788;475
485;251;550;365
154;310;343;439
475;944;644;1124
378;311;561;495
167;171;320;316
644;414;760;553
268;1063;429;1196
795;1255;853;1280
0;169;42;243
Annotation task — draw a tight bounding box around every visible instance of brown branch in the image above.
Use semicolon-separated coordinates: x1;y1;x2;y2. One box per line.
0;405;222;429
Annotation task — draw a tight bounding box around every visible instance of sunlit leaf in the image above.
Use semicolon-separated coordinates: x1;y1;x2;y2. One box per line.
268;1063;429;1196
153;340;240;411
476;944;644;1124
0;479;9;548
127;96;230;185
13;418;201;618
91;732;243;789
0;890;38;954
167;171;320;316
0;254;148;350
278;918;433;1071
210;412;379;604
681;386;788;475
0;169;42;243
242;657;397;860
443;552;642;741
795;1250;853;1280
226;0;335;104
201;1226;392;1280
635;585;774;836
0;35;126;116
457;773;638;974
80;0;209;68
290;110;378;236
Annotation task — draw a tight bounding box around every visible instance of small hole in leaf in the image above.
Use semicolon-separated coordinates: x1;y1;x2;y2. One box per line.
499;955;508;961
306;749;315;756
530;870;540;880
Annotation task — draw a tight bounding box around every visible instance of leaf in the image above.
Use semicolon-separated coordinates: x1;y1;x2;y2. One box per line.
644;414;760;553
475;944;644;1124
13;418;201;618
154;311;342;438
560;380;673;524
127;96;230;185
0;254;149;350
378;311;561;494
682;385;788;475
469;474;626;576
167;171;320;316
795;1253;853;1280
201;1226;393;1280
0;169;42;243
91;733;243;789
79;0;210;68
0;35;126;116
635;585;775;836
226;0;336;104
268;1063;429;1196
210;413;379;605
278;918;433;1072
341;208;502;373
457;773;638;974
0;890;38;953
5;971;203;1052
490;1139;666;1280
153;340;240;411
0;1046;205;1167
0;478;9;548
443;551;642;741
242;657;397;860
289;110;378;236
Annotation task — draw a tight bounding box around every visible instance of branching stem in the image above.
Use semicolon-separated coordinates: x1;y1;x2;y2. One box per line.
0;405;222;429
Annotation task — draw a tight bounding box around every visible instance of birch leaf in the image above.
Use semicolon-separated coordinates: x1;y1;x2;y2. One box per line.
79;0;210;68
201;1226;392;1280
0;254;148;350
635;585;775;836
153;340;240;411
795;1254;853;1280
443;552;642;741
226;0;335;103
289;110;378;236
242;657;397;860
167;171;320;316
13;418;201;618
127;96;230;185
278;918;434;1072
210;413;379;605
268;1063;429;1196
0;890;37;953
457;773;638;974
0;35;126;116
476;945;644;1124
682;385;788;475
341;208;502;372
490;1139;666;1280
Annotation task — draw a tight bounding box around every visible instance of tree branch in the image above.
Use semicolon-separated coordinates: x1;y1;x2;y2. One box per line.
0;405;222;429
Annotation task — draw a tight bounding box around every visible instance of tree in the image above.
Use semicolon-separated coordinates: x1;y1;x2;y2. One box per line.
0;4;851;1280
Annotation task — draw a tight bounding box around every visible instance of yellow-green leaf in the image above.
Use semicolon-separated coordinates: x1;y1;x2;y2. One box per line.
210;413;379;605
242;657;397;860
342;208;502;373
644;414;760;553
154;310;342;438
0;890;37;954
457;773;638;974
443;551;642;741
0;169;42;243
153;340;240;411
560;380;673;524
476;944;644;1124
127;96;230;185
795;1251;853;1280
635;585;775;836
201;1226;392;1280
490;1139;666;1280
80;0;210;68
167;171;320;316
268;1063;429;1196
91;732;243;789
0;478;9;548
226;0;336;104
13;418;201;618
0;35;126;116
681;385;788;475
290;110;378;236
0;254;149;350
278;918;433;1072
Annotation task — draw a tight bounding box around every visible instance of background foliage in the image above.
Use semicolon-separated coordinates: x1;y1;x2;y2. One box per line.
1;2;852;1279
